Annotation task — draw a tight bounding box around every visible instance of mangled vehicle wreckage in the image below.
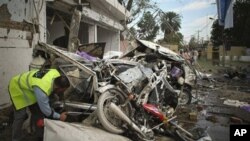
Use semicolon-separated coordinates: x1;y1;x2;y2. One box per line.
34;39;209;141
122;39;197;105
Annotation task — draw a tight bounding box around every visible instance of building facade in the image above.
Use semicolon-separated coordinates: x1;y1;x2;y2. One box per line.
0;0;130;106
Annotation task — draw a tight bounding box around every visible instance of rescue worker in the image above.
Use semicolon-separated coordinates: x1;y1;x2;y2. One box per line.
8;69;70;141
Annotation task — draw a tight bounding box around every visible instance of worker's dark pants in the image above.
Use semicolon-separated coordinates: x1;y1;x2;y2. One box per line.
12;107;27;141
12;104;44;141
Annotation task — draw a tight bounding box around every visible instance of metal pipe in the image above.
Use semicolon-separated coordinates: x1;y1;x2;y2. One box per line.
151;116;177;130
109;103;145;137
64;101;97;111
169;121;193;137
66;111;92;116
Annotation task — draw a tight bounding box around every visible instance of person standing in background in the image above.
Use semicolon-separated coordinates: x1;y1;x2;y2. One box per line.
192;49;199;65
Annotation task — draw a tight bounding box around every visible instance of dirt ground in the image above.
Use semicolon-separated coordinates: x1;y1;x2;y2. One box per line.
1;71;250;141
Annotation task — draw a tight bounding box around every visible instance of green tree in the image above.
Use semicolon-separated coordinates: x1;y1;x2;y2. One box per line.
158;11;182;45
233;0;250;47
189;36;198;48
210;19;224;46
157;32;183;46
128;26;137;40
137;11;159;41
210;0;250;47
160;11;181;39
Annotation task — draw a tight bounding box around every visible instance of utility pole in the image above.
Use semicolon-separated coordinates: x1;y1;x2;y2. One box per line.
222;31;226;67
197;30;201;47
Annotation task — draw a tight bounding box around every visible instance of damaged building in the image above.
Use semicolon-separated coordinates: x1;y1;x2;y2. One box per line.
0;0;130;106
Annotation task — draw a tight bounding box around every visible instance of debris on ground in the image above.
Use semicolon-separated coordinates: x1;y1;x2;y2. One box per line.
205;115;218;123
240;105;250;112
223;99;249;107
189;112;198;121
229;117;243;124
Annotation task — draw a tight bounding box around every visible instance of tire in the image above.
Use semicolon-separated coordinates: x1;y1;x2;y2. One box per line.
97;88;132;134
178;88;192;105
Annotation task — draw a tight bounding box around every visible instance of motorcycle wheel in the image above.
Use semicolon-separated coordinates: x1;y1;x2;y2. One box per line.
178;88;192;105
97;88;132;134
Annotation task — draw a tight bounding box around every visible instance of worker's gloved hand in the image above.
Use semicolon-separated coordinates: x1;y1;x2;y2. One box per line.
60;112;67;121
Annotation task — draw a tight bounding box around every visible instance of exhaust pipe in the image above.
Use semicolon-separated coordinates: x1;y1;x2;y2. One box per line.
64;101;97;111
109;103;145;137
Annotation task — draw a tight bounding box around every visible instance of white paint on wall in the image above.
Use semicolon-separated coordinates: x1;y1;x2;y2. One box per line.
239;56;250;62
0;0;46;107
89;24;97;43
0;48;33;106
0;0;34;22
97;27;120;52
81;7;124;31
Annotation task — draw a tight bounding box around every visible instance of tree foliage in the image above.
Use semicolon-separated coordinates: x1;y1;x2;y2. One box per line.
157;11;182;44
160;12;181;37
210;0;250;47
121;1;184;45
137;11;159;41
188;36;198;48
158;32;183;45
210;19;224;46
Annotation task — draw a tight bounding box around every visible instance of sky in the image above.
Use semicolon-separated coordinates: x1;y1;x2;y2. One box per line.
152;0;218;43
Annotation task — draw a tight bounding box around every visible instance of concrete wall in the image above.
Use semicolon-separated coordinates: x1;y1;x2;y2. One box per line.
97;27;120;52
206;46;213;60
207;45;249;61
168;44;179;53
159;43;179;53
79;0;127;52
0;0;46;106
0;48;33;106
219;46;246;56
91;0;130;21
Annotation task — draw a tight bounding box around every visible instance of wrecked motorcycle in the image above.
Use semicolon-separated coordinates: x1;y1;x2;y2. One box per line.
130;53;193;105
121;39;198;105
96;60;209;141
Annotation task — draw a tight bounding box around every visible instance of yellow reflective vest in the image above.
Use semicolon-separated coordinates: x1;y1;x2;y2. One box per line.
9;69;60;110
